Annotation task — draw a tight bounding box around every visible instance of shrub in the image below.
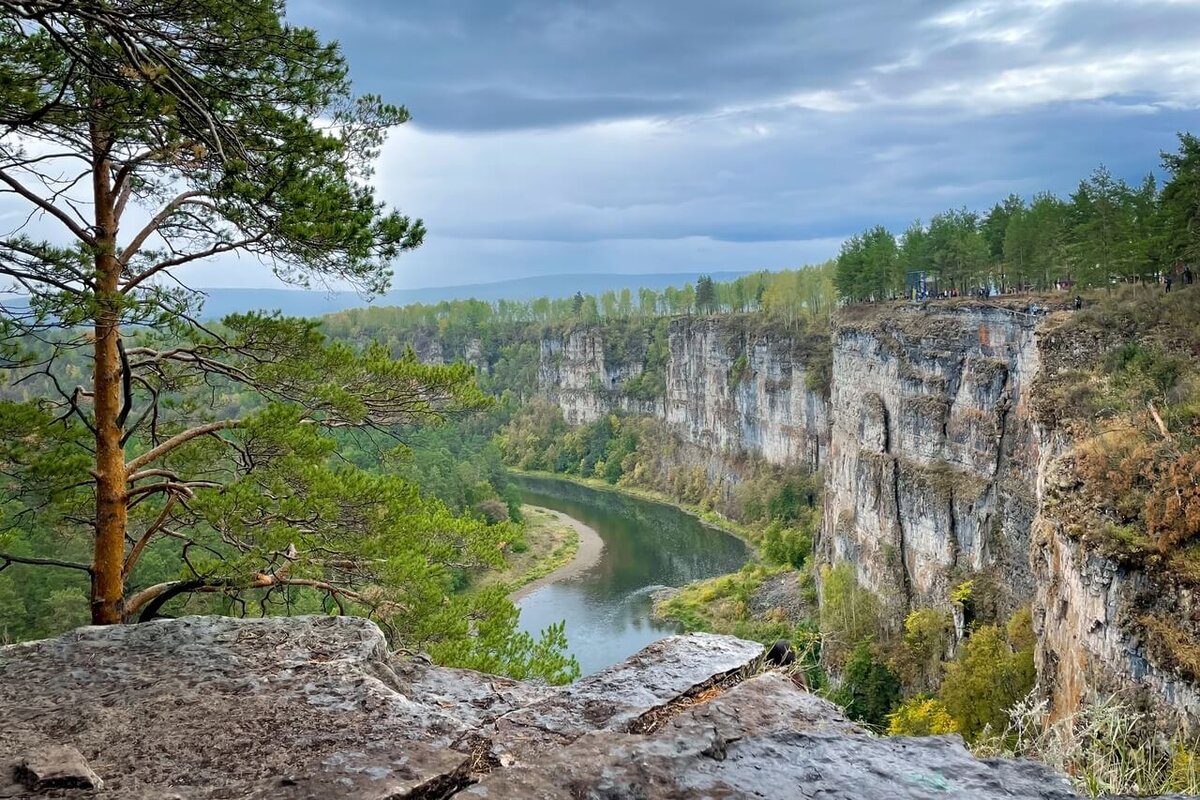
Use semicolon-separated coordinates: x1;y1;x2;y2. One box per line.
476;497;510;525
832;639;902;730
762;522;813;569
940;609;1036;743
887;696;959;736
891;608;954;693
819;563;882;669
992;692;1200;798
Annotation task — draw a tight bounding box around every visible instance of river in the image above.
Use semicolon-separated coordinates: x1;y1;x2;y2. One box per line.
514;474;749;676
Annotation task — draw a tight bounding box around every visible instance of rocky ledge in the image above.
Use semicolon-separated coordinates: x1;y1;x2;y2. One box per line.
0;616;1092;799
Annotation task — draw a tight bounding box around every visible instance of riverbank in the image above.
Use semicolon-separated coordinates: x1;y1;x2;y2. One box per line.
473;505;598;598
506;469;757;546
509;508;604;601
509;470;826;658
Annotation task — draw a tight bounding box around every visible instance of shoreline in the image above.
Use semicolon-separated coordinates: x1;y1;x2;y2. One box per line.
508;469;753;544
508;506;605;602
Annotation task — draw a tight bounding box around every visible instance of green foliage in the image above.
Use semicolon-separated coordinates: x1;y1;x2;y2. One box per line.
421;590;580;684
834;133;1200;299
1106;342;1183;405
836;225;901;302
887;696;959;736
832;639;902;730
819;563;882;669
940;609;1037;743
761;522;813;569
729;353;750;385
890;608;955;694
695;275;718;314
655;564;822;688
1160;132;1200;267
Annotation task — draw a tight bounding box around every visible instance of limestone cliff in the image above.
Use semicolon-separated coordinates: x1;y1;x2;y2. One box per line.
538;317;829;470
0;616;1086;798
818;303;1045;625
1029;315;1200;730
819;299;1200;730
537;326;660;424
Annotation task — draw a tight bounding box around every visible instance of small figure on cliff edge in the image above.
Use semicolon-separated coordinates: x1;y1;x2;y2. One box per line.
1074;295;1083;310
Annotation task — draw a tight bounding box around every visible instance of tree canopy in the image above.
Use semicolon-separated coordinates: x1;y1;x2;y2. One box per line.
834;134;1199;302
0;0;576;681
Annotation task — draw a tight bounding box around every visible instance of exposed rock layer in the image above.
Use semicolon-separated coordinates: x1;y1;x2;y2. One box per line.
538;318;829;470
819;304;1045;624
0;616;1092;799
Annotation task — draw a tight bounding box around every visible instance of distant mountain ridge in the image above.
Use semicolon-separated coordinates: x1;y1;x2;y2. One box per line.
194;271;750;320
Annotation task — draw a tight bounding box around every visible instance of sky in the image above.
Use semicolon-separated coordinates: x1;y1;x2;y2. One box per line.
7;0;1200;290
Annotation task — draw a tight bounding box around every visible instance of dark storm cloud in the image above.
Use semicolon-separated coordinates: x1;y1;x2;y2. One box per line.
289;0;951;130
170;0;1200;285
290;0;1200;132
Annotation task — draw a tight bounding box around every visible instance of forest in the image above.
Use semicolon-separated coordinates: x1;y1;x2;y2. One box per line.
834;137;1200;301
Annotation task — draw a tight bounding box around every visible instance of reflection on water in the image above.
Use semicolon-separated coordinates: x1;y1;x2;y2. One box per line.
515;475;749;676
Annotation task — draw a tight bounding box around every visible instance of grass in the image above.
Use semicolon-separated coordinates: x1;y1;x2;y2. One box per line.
474;504;579;595
654;563;817;645
977;692;1200;798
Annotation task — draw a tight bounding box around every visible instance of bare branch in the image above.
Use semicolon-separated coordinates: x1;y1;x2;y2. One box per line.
119;190;204;265
0;552;92;573
121;235;264;293
125;419;241;473
122;495;177;579
0;169;96;245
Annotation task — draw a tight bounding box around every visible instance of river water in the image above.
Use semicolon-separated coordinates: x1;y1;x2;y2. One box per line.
514;475;749;676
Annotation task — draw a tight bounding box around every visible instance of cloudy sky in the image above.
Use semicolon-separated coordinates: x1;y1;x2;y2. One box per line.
285;0;1199;290
11;1;1197;290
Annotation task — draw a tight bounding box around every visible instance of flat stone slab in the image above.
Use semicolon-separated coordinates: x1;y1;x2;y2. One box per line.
491;632;764;759
469;731;1080;799
469;673;1079;799
0;616;472;798
0;616;1106;799
651;671;864;740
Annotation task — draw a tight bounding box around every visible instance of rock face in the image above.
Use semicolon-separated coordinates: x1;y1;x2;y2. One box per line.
0;616;1086;799
820;302;1200;730
537;327;660;425
538;317;829;470
664;318;828;470
1029;323;1200;731
819;303;1046;624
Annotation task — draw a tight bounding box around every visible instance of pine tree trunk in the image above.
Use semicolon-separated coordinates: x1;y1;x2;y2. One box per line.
89;127;127;625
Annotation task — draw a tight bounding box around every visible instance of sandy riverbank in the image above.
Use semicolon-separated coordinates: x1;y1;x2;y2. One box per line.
509;507;605;602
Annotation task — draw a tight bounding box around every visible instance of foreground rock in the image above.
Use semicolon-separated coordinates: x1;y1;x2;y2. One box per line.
0;616;1095;798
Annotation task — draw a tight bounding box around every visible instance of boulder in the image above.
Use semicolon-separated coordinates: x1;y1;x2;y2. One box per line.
7;745;103;794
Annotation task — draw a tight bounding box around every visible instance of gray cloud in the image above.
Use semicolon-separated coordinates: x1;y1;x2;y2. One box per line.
8;1;1196;290
290;0;1200;131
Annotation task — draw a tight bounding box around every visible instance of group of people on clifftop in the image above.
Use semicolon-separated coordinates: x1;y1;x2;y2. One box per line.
1164;265;1195;293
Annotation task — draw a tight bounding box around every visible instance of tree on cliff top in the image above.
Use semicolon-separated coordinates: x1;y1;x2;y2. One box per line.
1161;133;1200;267
0;0;577;680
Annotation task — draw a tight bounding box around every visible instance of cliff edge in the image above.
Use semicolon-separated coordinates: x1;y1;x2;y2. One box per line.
0;615;1087;799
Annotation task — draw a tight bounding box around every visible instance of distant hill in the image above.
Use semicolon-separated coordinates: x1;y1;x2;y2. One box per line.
193;271;750;319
